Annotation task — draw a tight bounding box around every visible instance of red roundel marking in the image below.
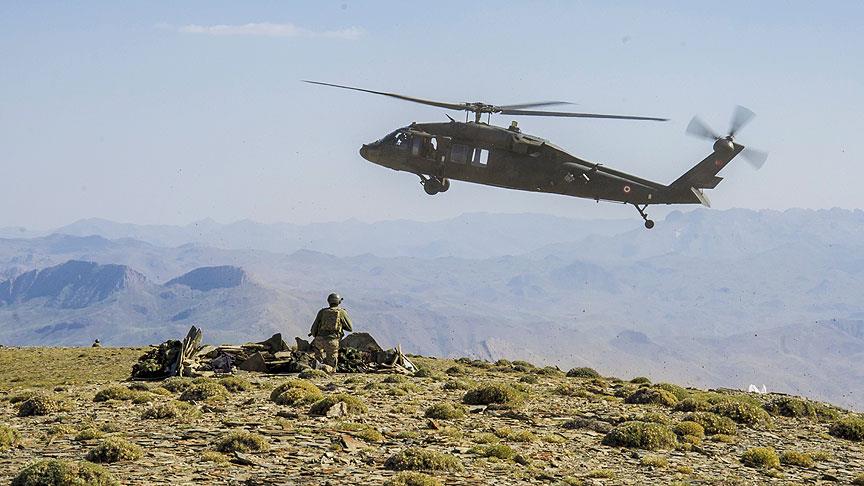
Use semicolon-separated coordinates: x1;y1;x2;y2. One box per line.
715;158;723;167
623;185;631;193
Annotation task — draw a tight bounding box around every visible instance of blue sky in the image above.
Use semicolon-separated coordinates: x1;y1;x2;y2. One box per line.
1;1;862;228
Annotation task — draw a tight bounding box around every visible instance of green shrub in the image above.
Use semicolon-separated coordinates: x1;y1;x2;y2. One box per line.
178;382;229;403
463;383;526;409
630;376;651;384
852;474;864;486
684;412;738;435
141;401;201;421
779;450;814;468
12;459;118;486
7;391;38;404
85;437;143;463
298;368;329;380
652;383;690;401
159;377;193;393
93;386;137;402
338;422;384;442
828;416;864;441
534;366;564;377
476;444;515;459
640;455;668;468
0;424;20;449
309;394;368;416
218;376;252;393
200;451;229;465
625;388;678;407
672;421;705;445
444;366;466;376
602;421;678;450
554;383;589;398
566;367;600;379
424;402;465;420
674;397;712;412
384;471;442;486
740;447;780;469
74;428;105;441
472;432;499;444
507;430;537;442
214;431;269;453
762;397;816;418
518;374;539;384
269;379;323;405
710;400;772;427
384;448;463;472
414;368;445;380
443;379;474;390
17;394;70;417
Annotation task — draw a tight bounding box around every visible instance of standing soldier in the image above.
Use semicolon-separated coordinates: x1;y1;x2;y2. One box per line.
309;293;353;371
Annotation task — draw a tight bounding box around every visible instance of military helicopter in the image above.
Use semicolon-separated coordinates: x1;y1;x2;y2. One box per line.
305;81;767;228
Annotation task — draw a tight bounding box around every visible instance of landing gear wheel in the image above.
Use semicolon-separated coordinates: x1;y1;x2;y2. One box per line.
439;178;450;193
423;181;439;195
631;203;654;230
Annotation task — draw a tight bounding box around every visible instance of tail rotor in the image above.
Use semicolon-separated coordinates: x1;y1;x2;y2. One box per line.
686;105;768;170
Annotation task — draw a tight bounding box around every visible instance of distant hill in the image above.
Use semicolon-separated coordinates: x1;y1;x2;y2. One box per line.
0;209;862;409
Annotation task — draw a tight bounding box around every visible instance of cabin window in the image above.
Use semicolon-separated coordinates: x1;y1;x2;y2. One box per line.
472;148;490;167
411;137;422;156
451;144;469;164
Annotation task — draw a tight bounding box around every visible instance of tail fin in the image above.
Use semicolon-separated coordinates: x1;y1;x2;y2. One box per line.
670;142;744;194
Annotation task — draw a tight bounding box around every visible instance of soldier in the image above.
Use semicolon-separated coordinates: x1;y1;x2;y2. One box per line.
309;293;353;371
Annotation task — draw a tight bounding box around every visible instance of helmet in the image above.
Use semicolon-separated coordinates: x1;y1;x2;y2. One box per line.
327;293;343;306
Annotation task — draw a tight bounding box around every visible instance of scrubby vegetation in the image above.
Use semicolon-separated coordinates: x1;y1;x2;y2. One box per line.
178;381;230;402
625;388;678;407
140;401;201;421
17;394;70;417
384;447;463;472
462;383;526;409
740;447;780;469
780;450;815;468
159;376;193;393
566;367;601;379
384;471;442;486
86;437;143;463
630;376;651;384
672;421;705;445
0;424;20;450
828;416;864;441
11;459;118;486
602;421;678;450
270;379;324;406
218;375;252;392
214;431;269;453
298;368;329;380
74;427;105;441
309;393;368;416
338;422;384;442
424;402;465;420
640;455;668;468
93;386;138;402
710;398;772;427
474;444;515;460
684;412;738;435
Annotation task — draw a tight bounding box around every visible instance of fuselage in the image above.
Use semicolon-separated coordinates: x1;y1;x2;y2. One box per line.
359;120;701;205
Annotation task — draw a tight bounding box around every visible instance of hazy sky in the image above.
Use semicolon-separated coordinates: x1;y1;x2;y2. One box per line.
1;1;862;228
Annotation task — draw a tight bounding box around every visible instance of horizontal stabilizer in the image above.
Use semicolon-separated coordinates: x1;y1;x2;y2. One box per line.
691;187;711;208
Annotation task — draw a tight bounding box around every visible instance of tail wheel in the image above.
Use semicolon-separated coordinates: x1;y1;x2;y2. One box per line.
644;220;655;229
423;180;440;195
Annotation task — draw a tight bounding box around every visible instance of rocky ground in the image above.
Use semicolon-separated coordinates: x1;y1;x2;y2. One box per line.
0;347;863;485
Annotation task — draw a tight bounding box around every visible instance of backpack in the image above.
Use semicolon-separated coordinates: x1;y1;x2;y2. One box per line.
317;307;342;335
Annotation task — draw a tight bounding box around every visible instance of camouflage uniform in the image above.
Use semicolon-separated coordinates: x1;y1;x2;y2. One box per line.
309;306;353;369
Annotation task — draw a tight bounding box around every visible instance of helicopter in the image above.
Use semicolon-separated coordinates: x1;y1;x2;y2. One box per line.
305;81;767;229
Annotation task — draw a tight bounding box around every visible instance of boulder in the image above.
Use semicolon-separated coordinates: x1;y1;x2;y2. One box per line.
341;332;383;353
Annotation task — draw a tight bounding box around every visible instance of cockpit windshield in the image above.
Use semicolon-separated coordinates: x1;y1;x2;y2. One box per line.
376;128;410;146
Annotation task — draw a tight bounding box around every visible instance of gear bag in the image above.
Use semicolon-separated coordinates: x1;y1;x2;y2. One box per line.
317;308;342;335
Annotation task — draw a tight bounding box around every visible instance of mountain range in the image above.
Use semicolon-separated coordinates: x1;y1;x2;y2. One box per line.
1;208;862;409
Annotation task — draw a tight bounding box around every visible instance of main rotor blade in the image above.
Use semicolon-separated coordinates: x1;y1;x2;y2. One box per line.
303;80;468;112
498;109;668;121
685;116;720;140
495;101;573;110
729;105;755;137
741;147;768;169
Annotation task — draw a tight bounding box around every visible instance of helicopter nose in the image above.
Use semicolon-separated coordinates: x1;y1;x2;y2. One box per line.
359;144;369;160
